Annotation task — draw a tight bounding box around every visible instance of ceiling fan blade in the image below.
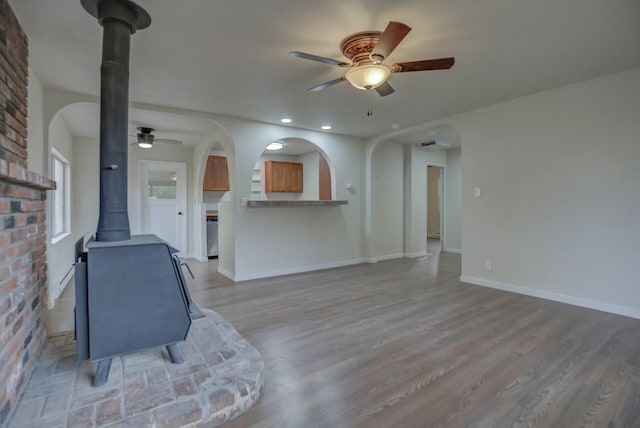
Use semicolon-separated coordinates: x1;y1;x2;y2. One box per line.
308;77;346;92
375;81;395;97
391;57;455;73
289;51;349;67
155;138;183;146
371;21;411;60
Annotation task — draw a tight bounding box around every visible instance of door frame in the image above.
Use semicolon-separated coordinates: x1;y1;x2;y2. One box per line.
138;160;188;254
426;163;446;252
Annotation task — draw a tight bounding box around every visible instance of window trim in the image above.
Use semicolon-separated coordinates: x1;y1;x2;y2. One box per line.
50;148;71;244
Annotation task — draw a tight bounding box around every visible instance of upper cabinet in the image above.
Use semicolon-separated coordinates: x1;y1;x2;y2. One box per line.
203;155;230;191
265;161;303;193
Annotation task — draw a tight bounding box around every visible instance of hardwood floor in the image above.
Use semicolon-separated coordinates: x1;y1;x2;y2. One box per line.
46;252;640;427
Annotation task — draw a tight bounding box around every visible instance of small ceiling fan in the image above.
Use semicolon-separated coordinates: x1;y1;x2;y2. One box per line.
129;127;182;149
289;21;455;97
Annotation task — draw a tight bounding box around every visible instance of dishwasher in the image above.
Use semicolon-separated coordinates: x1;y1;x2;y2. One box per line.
206;218;218;258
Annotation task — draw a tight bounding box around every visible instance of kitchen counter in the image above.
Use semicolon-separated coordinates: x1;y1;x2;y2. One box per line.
242;200;348;207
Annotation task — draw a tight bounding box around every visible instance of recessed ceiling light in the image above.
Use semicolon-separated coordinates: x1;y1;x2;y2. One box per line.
321;125;331;130
266;142;285;151
392;124;400;130
280;118;292;123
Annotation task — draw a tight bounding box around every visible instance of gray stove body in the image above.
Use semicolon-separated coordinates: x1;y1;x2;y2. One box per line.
76;235;191;360
74;235;201;385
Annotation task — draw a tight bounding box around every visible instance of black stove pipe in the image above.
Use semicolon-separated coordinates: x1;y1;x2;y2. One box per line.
81;0;151;242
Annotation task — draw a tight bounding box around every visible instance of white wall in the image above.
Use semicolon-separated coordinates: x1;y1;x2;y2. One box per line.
60;107;366;281
72;138;99;242
46;115;74;306
26;68;45;176
70;140;197;255
371;142;455;260
451;67;640;316
300;151;320;200
444;148;462;252
225;117;366;281
372;143;404;259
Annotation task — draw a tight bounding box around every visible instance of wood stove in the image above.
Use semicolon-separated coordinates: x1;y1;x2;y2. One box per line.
74;0;202;386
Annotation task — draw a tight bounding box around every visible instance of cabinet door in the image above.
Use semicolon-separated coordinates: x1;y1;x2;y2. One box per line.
265;161;303;193
203;156;229;191
268;161;288;192
288;162;303;193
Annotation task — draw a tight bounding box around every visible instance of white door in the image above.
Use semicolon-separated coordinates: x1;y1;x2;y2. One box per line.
139;160;187;255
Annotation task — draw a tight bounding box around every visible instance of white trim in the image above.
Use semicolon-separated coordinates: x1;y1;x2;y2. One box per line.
234;258;367;282
460;275;640;319
50;231;71;246
445;248;462;254
217;266;235;281
426;162;446;252
194;256;209;263
50;147;71;242
375;253;405;262
404;251;428;258
47;269;73;309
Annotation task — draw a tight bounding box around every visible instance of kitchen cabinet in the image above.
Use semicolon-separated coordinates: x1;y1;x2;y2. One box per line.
203;156;229;191
264;161;303;193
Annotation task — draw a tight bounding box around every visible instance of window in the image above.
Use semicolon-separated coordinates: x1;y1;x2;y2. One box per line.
51;148;70;242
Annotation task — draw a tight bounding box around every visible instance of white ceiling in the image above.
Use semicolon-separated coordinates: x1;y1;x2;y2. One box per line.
60;103;218;146
12;0;640;139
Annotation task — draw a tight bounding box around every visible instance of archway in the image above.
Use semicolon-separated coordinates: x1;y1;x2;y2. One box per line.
365;122;462;262
249;137;335;201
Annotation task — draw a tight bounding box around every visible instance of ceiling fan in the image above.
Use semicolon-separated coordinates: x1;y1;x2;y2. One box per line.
289;21;454;97
129;127;182;149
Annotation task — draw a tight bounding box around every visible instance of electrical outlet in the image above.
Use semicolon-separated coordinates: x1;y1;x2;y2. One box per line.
484;260;493;272
474;187;481;198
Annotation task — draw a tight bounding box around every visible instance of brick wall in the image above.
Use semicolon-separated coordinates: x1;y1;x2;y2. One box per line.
0;0;55;424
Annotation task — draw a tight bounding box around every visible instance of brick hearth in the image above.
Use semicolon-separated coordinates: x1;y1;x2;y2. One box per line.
8;309;264;427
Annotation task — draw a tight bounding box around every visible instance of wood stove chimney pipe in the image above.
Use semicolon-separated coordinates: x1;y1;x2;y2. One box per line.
81;0;151;241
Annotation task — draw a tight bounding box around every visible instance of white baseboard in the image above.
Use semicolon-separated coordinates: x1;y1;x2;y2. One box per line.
234;258;367;282
48;272;74;309
195;256;209;262
405;251;428;258
375;253;405;262
217;266;235;281
460;275;640;319
445;248;461;254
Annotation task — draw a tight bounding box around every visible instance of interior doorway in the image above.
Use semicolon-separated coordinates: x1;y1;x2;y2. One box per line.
139;160;188;255
427;165;444;253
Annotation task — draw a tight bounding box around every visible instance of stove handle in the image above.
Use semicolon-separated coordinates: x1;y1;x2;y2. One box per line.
181;262;195;279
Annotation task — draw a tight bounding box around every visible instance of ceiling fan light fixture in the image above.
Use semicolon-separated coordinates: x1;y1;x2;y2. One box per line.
137;131;154;149
266;141;285;151
345;64;391;90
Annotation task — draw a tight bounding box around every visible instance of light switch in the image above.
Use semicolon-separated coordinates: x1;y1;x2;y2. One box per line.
474;187;481;198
